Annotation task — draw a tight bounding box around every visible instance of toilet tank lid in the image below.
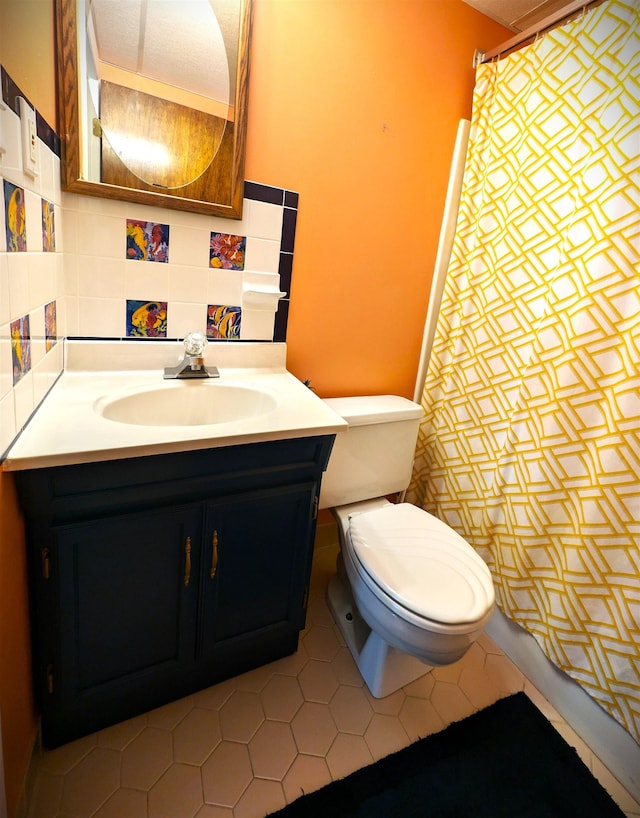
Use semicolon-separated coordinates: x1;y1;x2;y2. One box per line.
323;395;424;426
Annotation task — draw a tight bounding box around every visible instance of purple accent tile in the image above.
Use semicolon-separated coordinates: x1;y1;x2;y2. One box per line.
274;300;290;343
278;253;293;297
210;232;246;270
10;315;31;384
126;300;168;338
207;305;241;339
244;181;284;206
281;207;298;254
1;65;29;116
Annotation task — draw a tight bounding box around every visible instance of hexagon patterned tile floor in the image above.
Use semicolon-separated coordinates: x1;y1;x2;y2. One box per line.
25;523;640;818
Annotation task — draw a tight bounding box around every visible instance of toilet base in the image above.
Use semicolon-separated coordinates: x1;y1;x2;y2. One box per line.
327;573;433;698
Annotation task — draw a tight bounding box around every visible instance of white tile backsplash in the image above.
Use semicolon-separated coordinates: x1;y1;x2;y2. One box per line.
6;253;31;318
0;254;9;323
125;264;171;302
0;190;5;253
61;293;78;337
13;370;34;430
245;198;285;240
243;270;282;290
0;104;22;183
28;252;57;308
167;224;211;267
166;301;209;338
168;265;208;303
33;340;62;406
0;331;12;400
74;210;124;258
240;308;277;341
76;296;123;337
28;308;45;352
207;268;243;305
244;237;282;274
0;390;16;455
39;145;59;206
63;190;292;339
24;188;42;251
76;257;125;299
1;63;298;458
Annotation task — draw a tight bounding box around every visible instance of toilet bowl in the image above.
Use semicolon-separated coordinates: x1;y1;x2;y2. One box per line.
320;396;495;698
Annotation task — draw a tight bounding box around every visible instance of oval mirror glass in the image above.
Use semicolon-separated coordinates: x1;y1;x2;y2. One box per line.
56;0;252;218
86;0;231;189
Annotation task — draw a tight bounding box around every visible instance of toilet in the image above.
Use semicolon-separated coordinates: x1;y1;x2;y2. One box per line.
319;395;495;698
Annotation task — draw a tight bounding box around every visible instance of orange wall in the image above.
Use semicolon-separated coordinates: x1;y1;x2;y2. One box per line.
0;1;56;125
245;0;509;398
0;472;36;818
0;0;509;400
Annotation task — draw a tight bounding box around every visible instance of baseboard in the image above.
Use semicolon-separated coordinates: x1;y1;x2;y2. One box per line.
486;607;640;804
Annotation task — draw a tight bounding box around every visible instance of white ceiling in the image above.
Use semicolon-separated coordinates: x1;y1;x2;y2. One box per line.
461;0;580;31
89;0;239;104
89;0;580;103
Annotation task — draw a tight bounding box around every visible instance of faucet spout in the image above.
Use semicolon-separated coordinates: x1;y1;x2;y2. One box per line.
164;332;220;379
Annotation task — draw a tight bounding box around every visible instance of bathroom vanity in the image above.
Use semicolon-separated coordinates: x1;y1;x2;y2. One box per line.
5;341;345;747
15;436;333;747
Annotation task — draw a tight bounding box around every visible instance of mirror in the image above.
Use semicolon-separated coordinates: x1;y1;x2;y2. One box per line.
55;0;253;218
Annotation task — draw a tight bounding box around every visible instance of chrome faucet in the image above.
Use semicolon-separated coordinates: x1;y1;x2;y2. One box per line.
163;332;220;379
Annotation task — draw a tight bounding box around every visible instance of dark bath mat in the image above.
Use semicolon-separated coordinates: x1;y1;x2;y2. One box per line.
267;692;626;817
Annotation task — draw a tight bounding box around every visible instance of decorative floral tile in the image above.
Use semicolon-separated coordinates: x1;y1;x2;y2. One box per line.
10;315;31;384
210;233;245;270
126;300;168;338
126;219;169;262
4;180;27;252
42;198;55;252
207;305;241;339
45;301;57;351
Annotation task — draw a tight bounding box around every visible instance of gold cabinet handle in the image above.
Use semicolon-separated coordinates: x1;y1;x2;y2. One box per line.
184;536;192;587
41;546;51;580
210;530;219;579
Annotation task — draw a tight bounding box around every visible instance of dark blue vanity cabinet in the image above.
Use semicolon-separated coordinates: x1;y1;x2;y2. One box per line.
15;435;334;747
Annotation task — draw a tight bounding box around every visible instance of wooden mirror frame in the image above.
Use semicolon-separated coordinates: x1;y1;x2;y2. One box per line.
55;0;253;219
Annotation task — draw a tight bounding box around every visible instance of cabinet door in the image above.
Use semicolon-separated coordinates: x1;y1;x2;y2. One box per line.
43;503;202;745
199;482;317;671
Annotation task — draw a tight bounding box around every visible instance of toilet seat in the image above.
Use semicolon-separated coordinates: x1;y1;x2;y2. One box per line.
347;503;494;627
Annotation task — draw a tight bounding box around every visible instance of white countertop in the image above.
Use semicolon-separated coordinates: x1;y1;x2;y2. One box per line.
3;341;347;471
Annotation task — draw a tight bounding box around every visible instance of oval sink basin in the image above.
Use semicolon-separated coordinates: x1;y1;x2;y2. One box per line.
96;382;277;427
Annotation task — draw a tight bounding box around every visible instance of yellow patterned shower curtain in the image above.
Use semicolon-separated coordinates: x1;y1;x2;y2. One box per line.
407;0;640;742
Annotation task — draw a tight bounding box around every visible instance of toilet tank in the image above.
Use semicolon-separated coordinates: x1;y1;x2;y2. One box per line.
319;395;424;510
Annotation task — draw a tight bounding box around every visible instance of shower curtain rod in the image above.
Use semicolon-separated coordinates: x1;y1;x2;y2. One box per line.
480;0;603;62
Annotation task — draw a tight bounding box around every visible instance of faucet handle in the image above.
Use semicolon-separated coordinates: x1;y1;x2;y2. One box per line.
184;331;207;357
